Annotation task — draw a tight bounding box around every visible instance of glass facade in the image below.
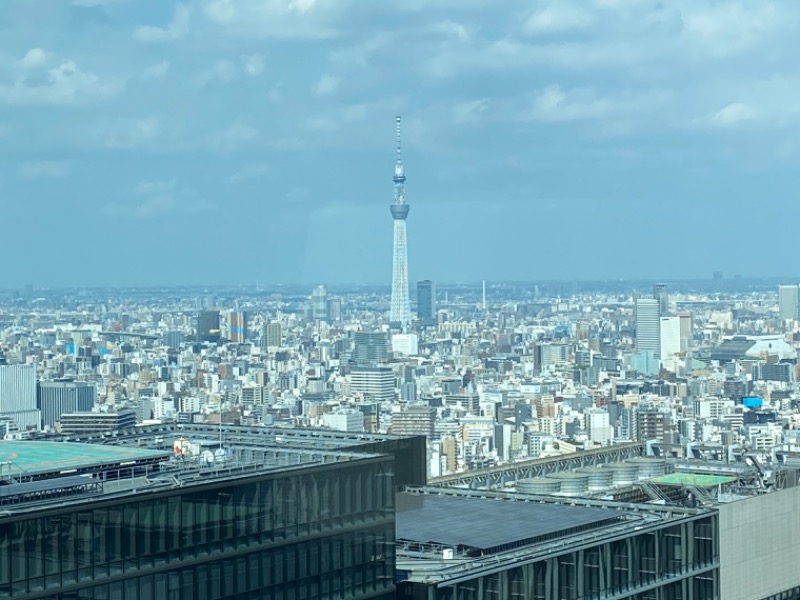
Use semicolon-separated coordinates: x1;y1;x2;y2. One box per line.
399;513;720;600
0;456;395;600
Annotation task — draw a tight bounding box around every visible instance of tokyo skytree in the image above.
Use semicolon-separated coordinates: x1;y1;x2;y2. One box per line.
389;115;411;326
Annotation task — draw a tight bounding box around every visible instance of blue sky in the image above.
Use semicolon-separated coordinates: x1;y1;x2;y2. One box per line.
1;0;798;287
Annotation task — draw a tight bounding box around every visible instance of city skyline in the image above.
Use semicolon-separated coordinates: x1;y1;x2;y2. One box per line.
2;1;800;288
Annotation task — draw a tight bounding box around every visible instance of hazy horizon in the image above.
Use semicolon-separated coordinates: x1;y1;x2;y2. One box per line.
2;1;798;287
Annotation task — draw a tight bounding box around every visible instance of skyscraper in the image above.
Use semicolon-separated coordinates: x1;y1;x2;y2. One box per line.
653;283;669;316
197;309;221;342
311;284;330;322
778;284;800;322
417;279;436;325
37;378;97;429
0;363;40;431
390;116;411;326
227;310;247;343
263;321;282;349
635;298;661;356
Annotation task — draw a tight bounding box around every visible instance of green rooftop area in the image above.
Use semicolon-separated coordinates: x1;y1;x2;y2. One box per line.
650;473;736;488
0;441;169;477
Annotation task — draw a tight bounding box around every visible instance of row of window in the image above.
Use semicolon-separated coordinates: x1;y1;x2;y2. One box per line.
0;462;396;596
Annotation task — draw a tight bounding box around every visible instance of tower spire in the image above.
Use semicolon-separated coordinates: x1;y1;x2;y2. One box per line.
389;115;411;326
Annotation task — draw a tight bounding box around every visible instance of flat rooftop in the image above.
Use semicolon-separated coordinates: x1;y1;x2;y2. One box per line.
396;491;623;554
651;473;736;488
0;441;170;478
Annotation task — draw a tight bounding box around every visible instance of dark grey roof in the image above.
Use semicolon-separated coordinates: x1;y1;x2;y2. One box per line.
0;475;95;499
396;492;622;553
710;337;755;362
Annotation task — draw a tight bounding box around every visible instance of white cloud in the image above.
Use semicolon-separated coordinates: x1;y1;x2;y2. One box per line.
140;62;171;81
523;5;593;35
433;21;470;41
215;123;259;151
198;60;238;86
104;179;215;219
452;99;489;124
17;48;52;70
133;179;177;196
228;162;270;184
240;54;265;76
712;103;756;127
0;57;121;106
205;0;339;38
313;74;339;95
18;161;70;180
92;117;160;149
134;4;190;43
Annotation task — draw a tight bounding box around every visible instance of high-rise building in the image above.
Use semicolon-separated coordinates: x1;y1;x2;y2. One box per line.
391;405;436;439
311;284;329;322
197;309;221;343
350;366;396;401
778;284;800;322
37;379;97;429
660;316;682;365
653;282;669;316
0;363;40;431
227;310;247;343
263;321;281;348
635;298;661;356
352;331;389;365
678;311;694;351
389;116;411;326
417;280;436;325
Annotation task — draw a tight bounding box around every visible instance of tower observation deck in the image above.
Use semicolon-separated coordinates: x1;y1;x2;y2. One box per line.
390;116;411;325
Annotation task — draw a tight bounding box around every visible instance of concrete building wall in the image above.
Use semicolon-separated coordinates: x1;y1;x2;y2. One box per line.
719;485;800;600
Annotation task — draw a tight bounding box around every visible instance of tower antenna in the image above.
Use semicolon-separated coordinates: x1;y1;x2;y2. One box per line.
389;115;411;326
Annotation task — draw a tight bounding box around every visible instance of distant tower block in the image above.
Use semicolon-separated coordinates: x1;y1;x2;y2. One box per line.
389;115;411;326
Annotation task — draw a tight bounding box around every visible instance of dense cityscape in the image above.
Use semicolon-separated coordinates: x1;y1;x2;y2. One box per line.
4;1;800;599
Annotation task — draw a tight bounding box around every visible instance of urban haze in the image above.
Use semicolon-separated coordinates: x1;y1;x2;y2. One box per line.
1;2;800;600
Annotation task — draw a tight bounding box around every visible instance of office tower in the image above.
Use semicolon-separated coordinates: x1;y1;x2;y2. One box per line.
197;309;221;342
659;316;682;364
585;408;613;446
311;284;330;322
778;284;800;321
391;333;419;356
678;311;694;351
635;297;661;356
0;363;40;431
263;321;281;348
227;310;248;343
350;366;396;401
37;379;97;429
391;405;436;438
417;280;436;325
352;331;389;365
653;282;669;316
389;116;411;326
327;297;342;322
0;432;400;599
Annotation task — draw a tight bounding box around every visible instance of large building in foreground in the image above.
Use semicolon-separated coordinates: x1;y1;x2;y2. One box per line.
396;487;719;600
0;429;403;599
389;116;411;326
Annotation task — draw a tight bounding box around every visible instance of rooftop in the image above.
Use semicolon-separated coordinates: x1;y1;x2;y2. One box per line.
396;491;623;555
0;441;169;479
650;473;736;488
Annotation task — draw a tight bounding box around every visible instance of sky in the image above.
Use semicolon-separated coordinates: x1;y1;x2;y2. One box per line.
1;0;799;288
